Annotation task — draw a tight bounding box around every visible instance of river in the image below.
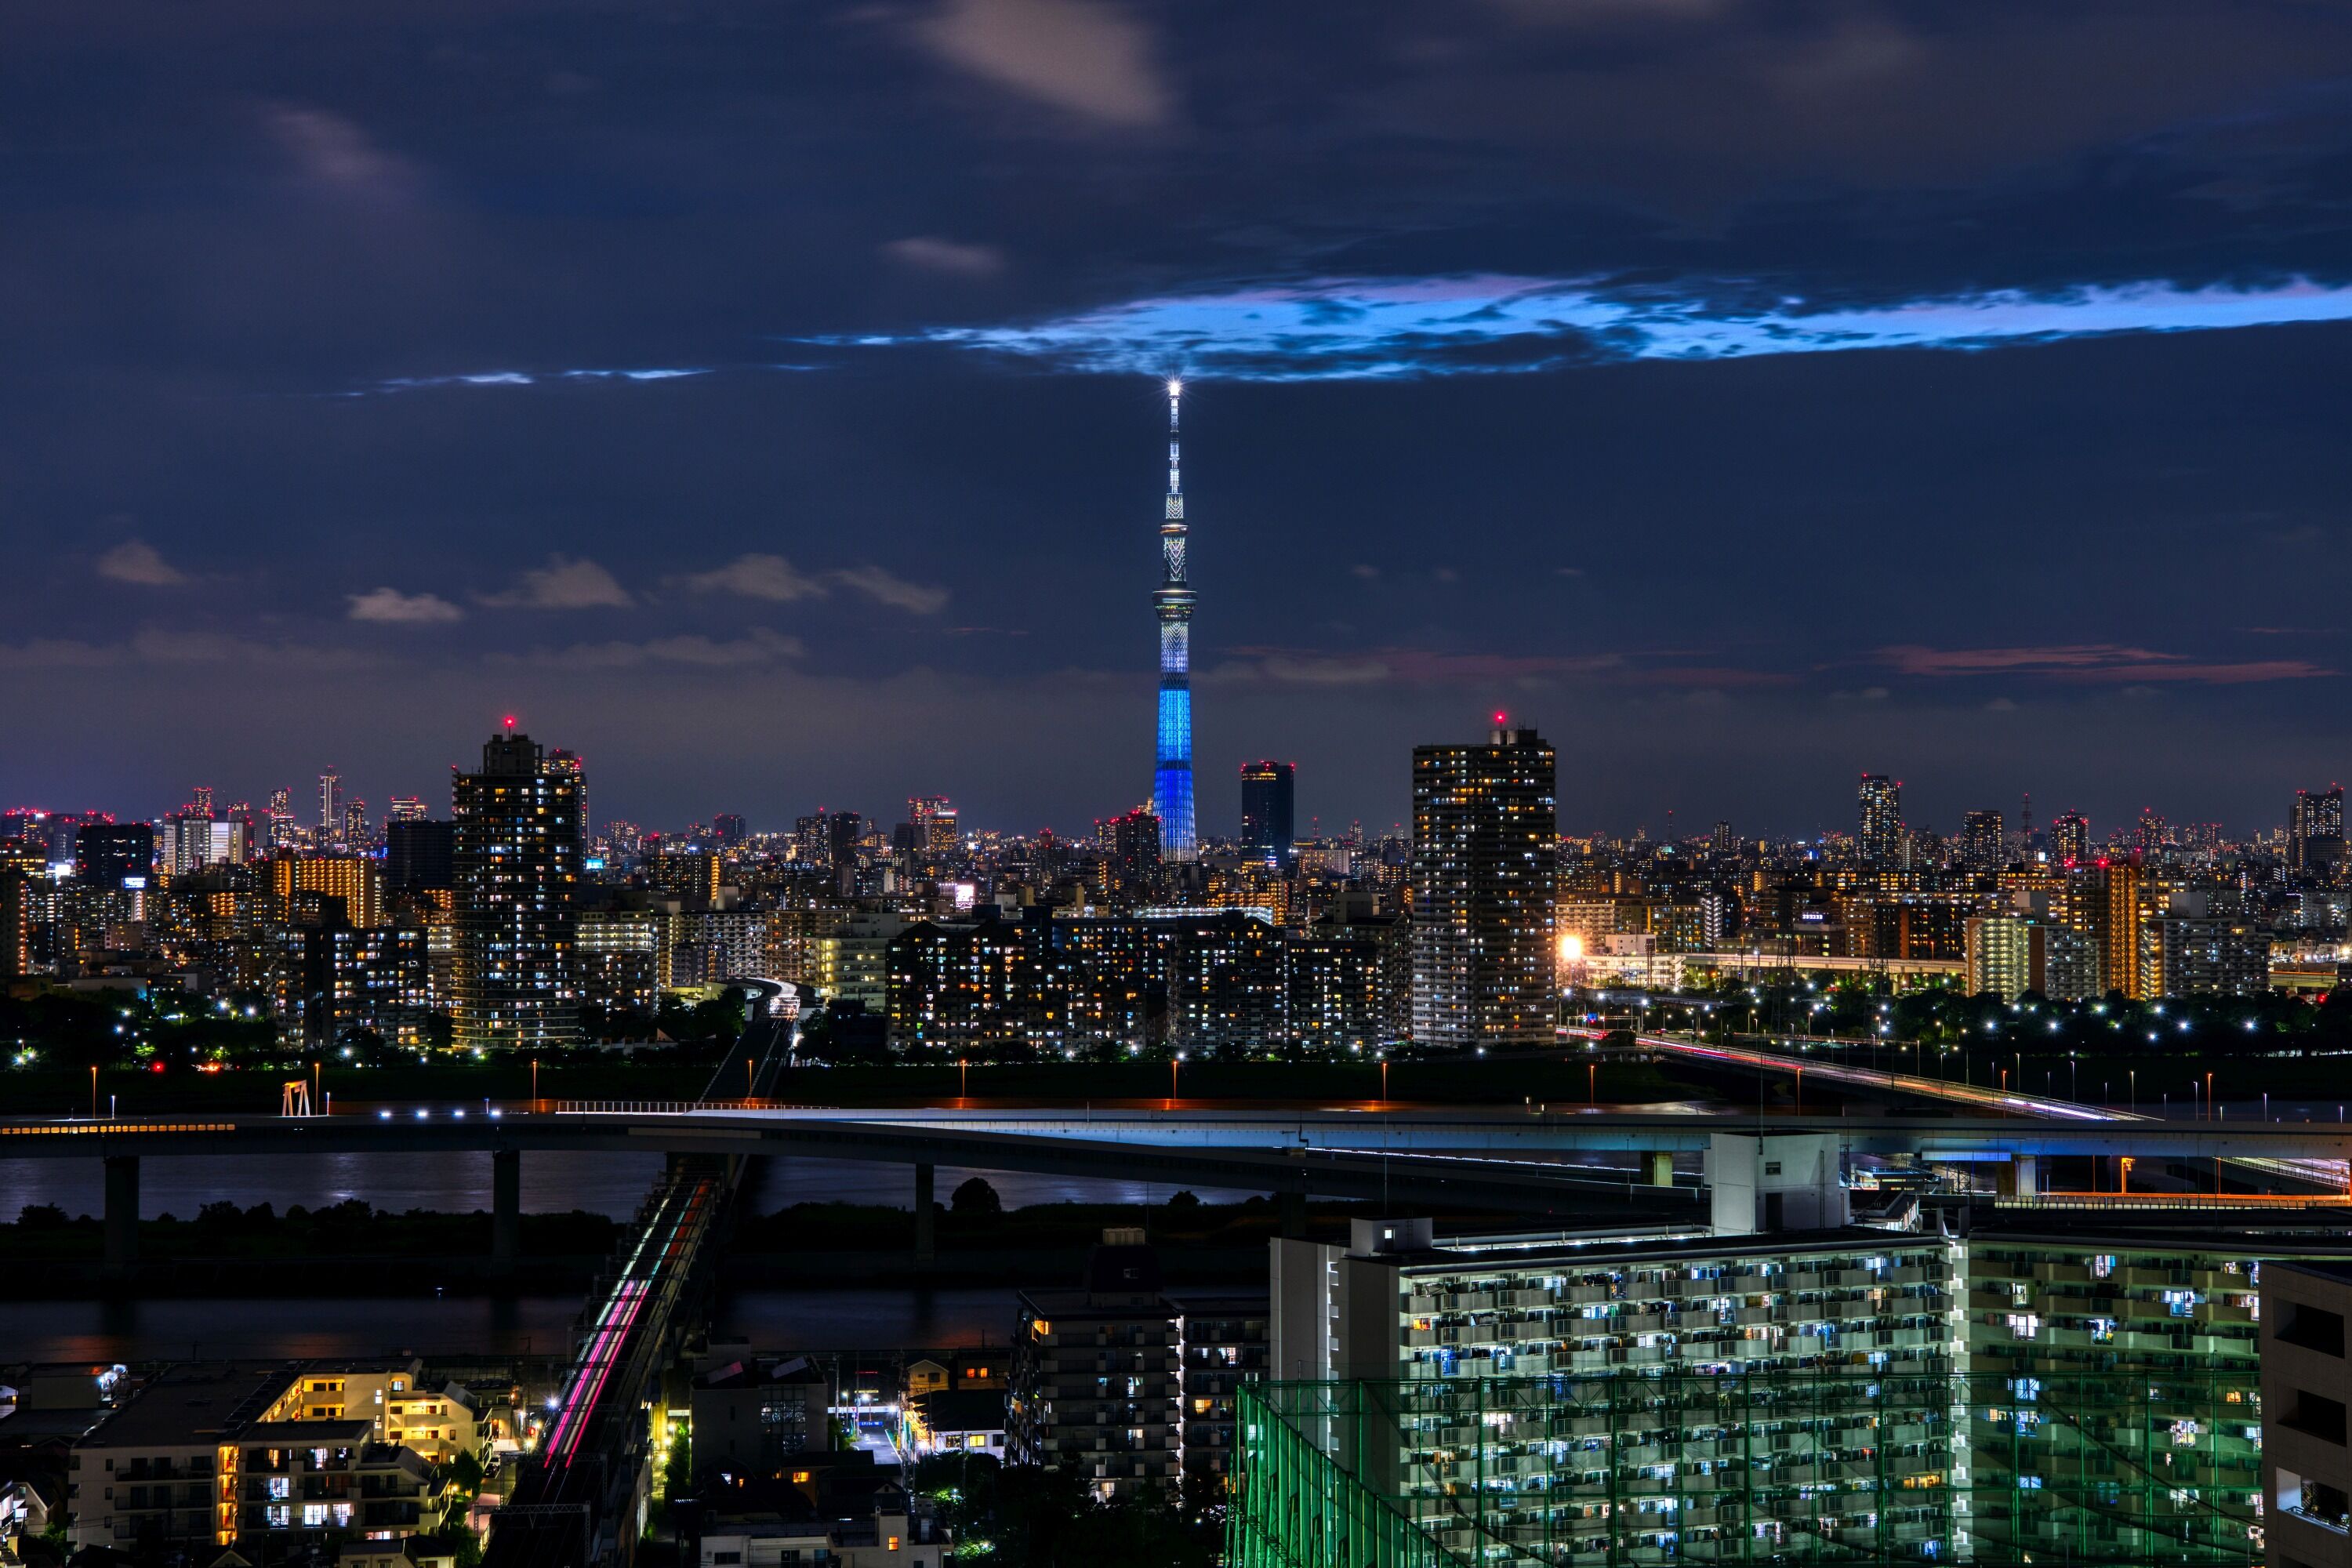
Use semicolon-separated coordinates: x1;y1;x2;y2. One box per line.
0;1151;1254;1363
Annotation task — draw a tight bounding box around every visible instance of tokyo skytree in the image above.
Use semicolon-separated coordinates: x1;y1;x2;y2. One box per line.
1152;379;1197;861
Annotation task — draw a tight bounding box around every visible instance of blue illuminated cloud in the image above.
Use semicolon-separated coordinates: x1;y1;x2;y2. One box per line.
369;367;713;394
854;274;2352;380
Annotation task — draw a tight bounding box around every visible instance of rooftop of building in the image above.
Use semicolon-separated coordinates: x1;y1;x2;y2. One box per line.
236;1420;377;1446
78;1370;288;1450
2253;1258;2352;1287
912;1390;1006;1433
285;1358;423;1378
1367;1223;1947;1274
694;1356;826;1392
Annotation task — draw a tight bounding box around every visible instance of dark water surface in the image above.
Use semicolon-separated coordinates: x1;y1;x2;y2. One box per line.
0;1149;1231;1363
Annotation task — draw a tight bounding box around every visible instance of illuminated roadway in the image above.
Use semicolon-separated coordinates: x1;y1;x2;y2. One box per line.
15;1097;2352;1164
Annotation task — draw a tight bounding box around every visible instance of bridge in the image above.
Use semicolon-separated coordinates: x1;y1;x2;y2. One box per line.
16;1095;2352;1280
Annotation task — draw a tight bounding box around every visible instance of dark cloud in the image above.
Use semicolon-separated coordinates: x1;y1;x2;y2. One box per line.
5;0;2352;833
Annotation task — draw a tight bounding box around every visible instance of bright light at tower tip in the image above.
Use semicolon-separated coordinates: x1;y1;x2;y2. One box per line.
1167;378;1183;396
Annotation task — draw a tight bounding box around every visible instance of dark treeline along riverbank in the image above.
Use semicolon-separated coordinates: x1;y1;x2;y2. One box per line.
0;1185;1446;1297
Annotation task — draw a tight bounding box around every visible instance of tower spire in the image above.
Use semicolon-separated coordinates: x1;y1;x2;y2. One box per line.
1152;379;1197;862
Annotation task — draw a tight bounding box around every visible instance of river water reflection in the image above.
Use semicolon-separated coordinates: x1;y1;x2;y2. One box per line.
0;1151;1247;1362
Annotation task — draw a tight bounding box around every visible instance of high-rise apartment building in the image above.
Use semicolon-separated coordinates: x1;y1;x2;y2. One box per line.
2292;784;2345;877
1150;379;1196;862
452;730;583;1051
1098;807;1161;900
1409;723;1557;1050
318;768;340;831
547;747;588;841
2140;916;2270;999
1960;808;2005;875
1857;774;1901;865
1239;761;1295;868
2090;856;2145;1000
385;819;456;891
272;854;384;929
1010;1229;1266;1501
2049;809;2090;865
266;787;297;849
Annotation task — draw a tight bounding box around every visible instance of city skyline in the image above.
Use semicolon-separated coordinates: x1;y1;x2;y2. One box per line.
7;751;2347;851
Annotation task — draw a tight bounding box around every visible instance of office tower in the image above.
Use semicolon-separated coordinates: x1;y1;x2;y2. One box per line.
548;747;588;840
906;797;958;859
1239;761;1295;868
73;822;154;888
2137;808;2167;851
2050;810;2090;865
1857;775;1901;865
385;818;456;891
1960;809;2005;874
1708;820;1734;858
2292;785;2345;877
1409;723;1558;1050
341;800;368;848
318;768;340;830
1151;379;1197;862
189;785;215;819
387;795;426;824
452;730;583;1051
711;812;747;846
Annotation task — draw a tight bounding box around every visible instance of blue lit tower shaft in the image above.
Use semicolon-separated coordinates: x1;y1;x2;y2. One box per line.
1152;381;1198;861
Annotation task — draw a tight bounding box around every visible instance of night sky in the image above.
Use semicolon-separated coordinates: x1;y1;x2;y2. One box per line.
6;0;2351;842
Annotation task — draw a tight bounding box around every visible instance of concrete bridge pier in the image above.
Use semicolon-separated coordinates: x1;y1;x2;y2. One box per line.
492;1148;521;1278
1279;1189;1308;1239
103;1155;139;1282
913;1162;935;1265
1994;1153;2039;1199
